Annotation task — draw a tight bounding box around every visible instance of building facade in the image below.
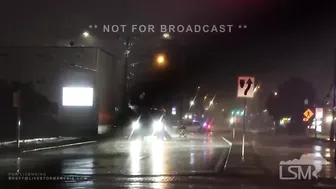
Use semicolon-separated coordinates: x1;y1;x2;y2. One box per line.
0;46;123;139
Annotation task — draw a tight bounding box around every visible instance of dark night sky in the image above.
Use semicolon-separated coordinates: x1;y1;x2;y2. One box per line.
1;0;336;106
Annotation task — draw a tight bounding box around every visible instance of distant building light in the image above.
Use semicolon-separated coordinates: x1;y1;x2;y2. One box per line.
229;118;234;124
326;116;333;123
280;120;284;125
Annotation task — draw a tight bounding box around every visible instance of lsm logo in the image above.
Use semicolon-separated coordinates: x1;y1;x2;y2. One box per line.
279;153;329;180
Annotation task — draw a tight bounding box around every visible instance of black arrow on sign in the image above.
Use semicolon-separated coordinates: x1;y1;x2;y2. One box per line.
244;79;253;95
239;80;245;88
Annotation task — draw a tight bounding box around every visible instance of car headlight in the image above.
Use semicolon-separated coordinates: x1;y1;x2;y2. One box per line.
153;120;163;131
132;121;140;129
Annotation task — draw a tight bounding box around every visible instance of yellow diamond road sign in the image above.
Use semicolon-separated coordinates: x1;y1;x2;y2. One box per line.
303;109;314;120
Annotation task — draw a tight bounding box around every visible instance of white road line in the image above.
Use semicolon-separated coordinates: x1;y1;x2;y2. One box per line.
221;136;232;146
214;136;233;172
22;141;97;153
222;137;232;169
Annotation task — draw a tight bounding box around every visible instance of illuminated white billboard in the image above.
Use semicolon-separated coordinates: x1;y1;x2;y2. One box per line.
62;87;93;106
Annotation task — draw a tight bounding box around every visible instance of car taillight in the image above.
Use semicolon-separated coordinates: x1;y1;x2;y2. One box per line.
207;124;211;128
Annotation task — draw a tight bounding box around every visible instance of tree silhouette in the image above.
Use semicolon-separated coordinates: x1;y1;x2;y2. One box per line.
266;77;316;134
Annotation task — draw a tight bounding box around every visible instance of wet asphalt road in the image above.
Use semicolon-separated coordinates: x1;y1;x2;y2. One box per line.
2;131;336;188
0;131;230;178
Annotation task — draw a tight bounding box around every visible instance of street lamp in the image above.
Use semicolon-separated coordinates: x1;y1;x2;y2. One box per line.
156;54;166;66
82;31;90;38
253;85;261;93
162;33;171;39
274;92;278;96
190;100;195;106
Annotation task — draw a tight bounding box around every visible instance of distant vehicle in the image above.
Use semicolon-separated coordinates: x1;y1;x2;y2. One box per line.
184;121;202;133
199;120;213;132
130;110;170;140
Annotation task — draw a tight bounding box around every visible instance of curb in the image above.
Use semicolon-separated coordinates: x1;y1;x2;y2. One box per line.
22;140;97;153
214;136;232;172
311;137;335;143
0;137;102;156
0;128;127;156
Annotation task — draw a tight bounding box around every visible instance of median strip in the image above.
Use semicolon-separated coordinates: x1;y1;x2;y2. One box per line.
222;136;233;170
214;136;232;172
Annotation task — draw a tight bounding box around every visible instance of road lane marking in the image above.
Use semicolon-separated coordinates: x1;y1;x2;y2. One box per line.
222;137;232;169
214;136;232;172
22;141;97;153
222;137;232;146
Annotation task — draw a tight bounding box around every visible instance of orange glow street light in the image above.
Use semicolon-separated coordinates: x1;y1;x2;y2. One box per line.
155;54;166;66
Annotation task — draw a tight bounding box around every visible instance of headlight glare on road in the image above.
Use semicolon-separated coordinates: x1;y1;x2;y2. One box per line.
153;120;163;131
132;121;140;129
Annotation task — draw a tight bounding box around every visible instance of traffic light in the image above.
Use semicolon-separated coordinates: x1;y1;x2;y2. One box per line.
231;109;244;116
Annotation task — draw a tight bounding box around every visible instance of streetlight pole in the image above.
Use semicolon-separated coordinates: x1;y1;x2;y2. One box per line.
121;33;170;110
331;48;336;163
122;36;132;110
331;48;336;142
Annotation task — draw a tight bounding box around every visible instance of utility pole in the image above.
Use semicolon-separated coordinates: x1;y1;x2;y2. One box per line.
122;36;132;110
331;48;336;163
330;49;336;142
331;89;335;142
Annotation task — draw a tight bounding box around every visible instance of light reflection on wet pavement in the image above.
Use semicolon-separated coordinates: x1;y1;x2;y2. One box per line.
251;134;336;179
0;132;230;176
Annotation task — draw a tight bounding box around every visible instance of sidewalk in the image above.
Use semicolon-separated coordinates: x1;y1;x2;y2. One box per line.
250;133;336;178
0;137;96;156
308;132;336;143
0;127;127;156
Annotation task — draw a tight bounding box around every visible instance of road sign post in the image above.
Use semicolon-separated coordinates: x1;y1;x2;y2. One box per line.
314;108;323;138
237;76;255;161
242;98;247;160
233;122;236;139
314;108;317;138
